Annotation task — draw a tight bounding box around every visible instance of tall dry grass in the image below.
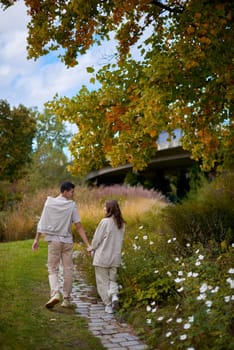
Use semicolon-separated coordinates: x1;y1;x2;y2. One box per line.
0;184;167;242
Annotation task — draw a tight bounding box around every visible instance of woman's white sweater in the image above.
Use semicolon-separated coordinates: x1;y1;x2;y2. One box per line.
92;217;125;267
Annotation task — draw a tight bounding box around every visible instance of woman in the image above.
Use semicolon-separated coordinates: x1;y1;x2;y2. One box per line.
91;200;125;313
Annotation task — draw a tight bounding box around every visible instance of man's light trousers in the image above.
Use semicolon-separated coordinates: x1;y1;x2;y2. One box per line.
47;241;73;298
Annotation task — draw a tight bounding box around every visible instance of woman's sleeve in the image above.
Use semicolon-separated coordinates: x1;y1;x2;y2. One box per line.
91;219;108;250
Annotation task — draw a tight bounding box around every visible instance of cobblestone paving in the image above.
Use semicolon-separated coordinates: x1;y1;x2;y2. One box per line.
70;268;148;350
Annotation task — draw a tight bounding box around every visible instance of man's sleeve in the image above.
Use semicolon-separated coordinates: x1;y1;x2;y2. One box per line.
72;205;81;223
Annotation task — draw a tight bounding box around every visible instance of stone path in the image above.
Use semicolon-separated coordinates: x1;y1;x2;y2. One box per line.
69;267;148;350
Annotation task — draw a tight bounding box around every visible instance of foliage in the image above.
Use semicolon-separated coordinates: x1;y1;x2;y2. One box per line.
0;99;36;182
141;241;234;350
10;0;231;175
161;171;234;248
119;223;177;310
0;240;105;350
0;181;24;211
27;108;74;190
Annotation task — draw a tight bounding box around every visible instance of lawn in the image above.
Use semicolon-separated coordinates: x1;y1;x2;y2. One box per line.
0;240;105;350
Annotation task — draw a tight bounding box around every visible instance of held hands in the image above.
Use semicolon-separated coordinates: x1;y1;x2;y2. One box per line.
87;245;94;257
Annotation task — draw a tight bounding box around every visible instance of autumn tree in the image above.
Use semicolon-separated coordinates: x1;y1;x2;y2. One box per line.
0;99;36;182
2;0;233;176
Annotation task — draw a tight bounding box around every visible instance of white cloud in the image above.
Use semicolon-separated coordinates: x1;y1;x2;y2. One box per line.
0;0;117;110
0;1;151;112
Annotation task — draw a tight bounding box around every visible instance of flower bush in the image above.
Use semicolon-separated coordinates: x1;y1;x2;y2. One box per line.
137;239;234;349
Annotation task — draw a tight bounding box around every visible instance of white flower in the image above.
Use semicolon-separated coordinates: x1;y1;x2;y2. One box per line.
177;287;184;292
173;237;177;241
205;300;212;308
146;305;151;312
231;295;234;300
154;269;159;274
197;293;206;300
187;272;193;277
186;243;191;247
146;318;152;324
195;261;201;266
198;254;204;260
151;301;156;306
166;332;172;337
224;296;230;303
176;318;183;323
132;244;137;250
184;323;191;329
149;241;154;245
175;257;179;261
143;235;148;240
200;283;208;293
188;316;194;323
192;272;199;277
228;268;234;274
180;334;187;340
139;225;143;230
167;239;172;243
167;271;172;277
187;348;195;350
157;316;164;321
211;286;219;293
166;318;173;323
174;277;185;283
232;243;234;248
152;308;157;313
134;236;139;240
178;271;183;276
195;249;200;254
226;278;234;289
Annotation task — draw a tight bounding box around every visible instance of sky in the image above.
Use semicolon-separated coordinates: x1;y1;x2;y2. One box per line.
0;0;117;112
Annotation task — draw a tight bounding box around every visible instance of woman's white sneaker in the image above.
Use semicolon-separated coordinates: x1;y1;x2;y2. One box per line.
105;305;114;313
112;295;119;311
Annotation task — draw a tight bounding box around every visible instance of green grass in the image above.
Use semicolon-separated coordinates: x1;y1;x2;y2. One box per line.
0;240;105;350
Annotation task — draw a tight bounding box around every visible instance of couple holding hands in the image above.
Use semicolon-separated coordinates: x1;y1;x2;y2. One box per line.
32;181;125;314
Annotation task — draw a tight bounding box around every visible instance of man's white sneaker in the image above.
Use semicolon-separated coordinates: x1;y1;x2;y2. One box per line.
45;293;60;309
112;295;119;311
105;305;114;314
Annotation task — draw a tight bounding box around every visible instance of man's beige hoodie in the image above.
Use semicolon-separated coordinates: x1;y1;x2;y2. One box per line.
37;196;75;237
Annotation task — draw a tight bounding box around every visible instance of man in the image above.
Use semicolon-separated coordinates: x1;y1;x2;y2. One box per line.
32;181;92;309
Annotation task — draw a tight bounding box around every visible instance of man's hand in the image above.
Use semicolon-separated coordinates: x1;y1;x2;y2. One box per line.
32;233;41;251
32;239;39;251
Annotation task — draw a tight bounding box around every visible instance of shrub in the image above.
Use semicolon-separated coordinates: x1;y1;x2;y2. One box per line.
161;171;234;249
142;241;234;350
